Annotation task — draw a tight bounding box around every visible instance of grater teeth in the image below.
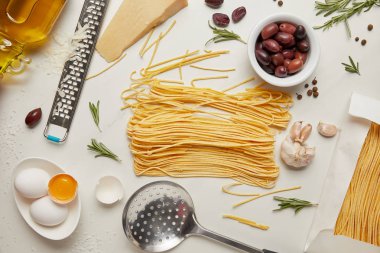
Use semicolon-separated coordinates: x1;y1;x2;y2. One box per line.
44;0;109;143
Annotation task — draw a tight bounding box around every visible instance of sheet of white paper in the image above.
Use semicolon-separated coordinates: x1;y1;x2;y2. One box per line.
305;93;380;253
349;93;380;125
307;230;380;253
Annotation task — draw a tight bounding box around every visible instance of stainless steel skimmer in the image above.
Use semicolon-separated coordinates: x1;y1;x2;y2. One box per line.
122;181;277;253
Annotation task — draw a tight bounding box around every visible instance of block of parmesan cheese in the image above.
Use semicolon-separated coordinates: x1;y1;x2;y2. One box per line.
96;0;188;62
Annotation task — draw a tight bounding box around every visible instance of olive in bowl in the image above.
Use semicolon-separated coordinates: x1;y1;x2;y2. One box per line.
248;13;320;87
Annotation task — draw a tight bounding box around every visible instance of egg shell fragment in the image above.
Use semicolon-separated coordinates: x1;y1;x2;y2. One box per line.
30;196;68;227
14;168;50;199
95;176;124;205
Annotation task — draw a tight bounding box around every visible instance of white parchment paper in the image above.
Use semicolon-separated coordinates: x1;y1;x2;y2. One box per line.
305;93;380;253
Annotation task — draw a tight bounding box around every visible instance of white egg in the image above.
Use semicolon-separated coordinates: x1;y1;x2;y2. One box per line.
30;196;68;227
14;168;50;199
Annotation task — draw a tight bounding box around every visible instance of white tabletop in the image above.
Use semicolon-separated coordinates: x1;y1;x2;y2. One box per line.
1;0;380;253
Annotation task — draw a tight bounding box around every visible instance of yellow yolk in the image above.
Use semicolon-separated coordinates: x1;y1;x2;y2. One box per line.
48;174;77;204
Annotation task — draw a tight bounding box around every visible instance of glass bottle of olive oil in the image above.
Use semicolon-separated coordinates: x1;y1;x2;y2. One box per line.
0;0;66;77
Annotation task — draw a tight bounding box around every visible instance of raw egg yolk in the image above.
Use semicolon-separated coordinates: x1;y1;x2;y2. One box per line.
48;174;77;204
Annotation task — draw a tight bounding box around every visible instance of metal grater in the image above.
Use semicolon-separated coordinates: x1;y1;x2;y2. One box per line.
44;0;109;143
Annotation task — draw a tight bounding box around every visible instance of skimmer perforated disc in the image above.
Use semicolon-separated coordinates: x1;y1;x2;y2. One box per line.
122;181;194;252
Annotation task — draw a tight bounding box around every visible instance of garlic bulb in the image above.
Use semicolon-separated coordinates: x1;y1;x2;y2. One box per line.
281;121;316;168
317;122;337;137
281;136;315;168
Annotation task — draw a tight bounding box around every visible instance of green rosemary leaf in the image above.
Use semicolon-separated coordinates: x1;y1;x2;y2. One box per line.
342;56;360;75
206;21;246;45
273;196;317;214
295;206;304;214
87;138;121;162
314;0;380;37
89;100;101;132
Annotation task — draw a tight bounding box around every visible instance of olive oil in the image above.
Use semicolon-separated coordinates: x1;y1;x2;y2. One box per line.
0;0;66;76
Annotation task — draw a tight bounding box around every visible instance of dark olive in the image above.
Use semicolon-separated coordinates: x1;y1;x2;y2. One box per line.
255;42;263;50
262;39;281;53
274;32;294;45
232;6;246;23
260;63;275;74
261;23;279;40
205;0;224;8
212;13;230;27
283;59;291;68
275;66;288;78
25;108;42;128
287;59;303;74
283;36;296;48
295;25;306;40
295;51;308;64
297;39;310;53
255;49;271;65
271;53;284;66
282;49;295;59
279;23;296;34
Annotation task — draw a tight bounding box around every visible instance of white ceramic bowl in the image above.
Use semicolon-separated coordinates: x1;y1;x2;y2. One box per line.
248;13;320;87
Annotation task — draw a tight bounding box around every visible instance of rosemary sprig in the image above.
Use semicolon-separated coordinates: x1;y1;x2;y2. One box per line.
87;138;121;162
314;0;380;37
206;21;246;45
342;56;360;75
273;196;317;214
89;100;101;132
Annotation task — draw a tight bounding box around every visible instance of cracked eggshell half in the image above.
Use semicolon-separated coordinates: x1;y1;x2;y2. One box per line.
95;176;124;205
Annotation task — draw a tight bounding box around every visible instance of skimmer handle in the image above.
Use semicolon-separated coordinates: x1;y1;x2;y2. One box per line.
190;215;277;253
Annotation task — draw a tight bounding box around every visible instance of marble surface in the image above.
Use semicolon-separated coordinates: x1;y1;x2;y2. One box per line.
1;0;380;252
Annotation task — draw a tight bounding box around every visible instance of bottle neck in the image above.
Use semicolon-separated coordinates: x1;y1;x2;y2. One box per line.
0;32;25;76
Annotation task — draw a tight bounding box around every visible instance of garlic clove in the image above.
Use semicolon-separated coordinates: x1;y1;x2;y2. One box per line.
295;123;312;144
317;122;338;137
290;121;302;142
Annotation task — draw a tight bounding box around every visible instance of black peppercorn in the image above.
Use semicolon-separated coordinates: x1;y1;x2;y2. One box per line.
304;83;309;88
312;87;318;92
368;24;373;31
296;93;302;100
278;0;283;7
313;91;319;98
361;39;367;46
355;37;359;42
307;90;313;96
312;78;317;85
